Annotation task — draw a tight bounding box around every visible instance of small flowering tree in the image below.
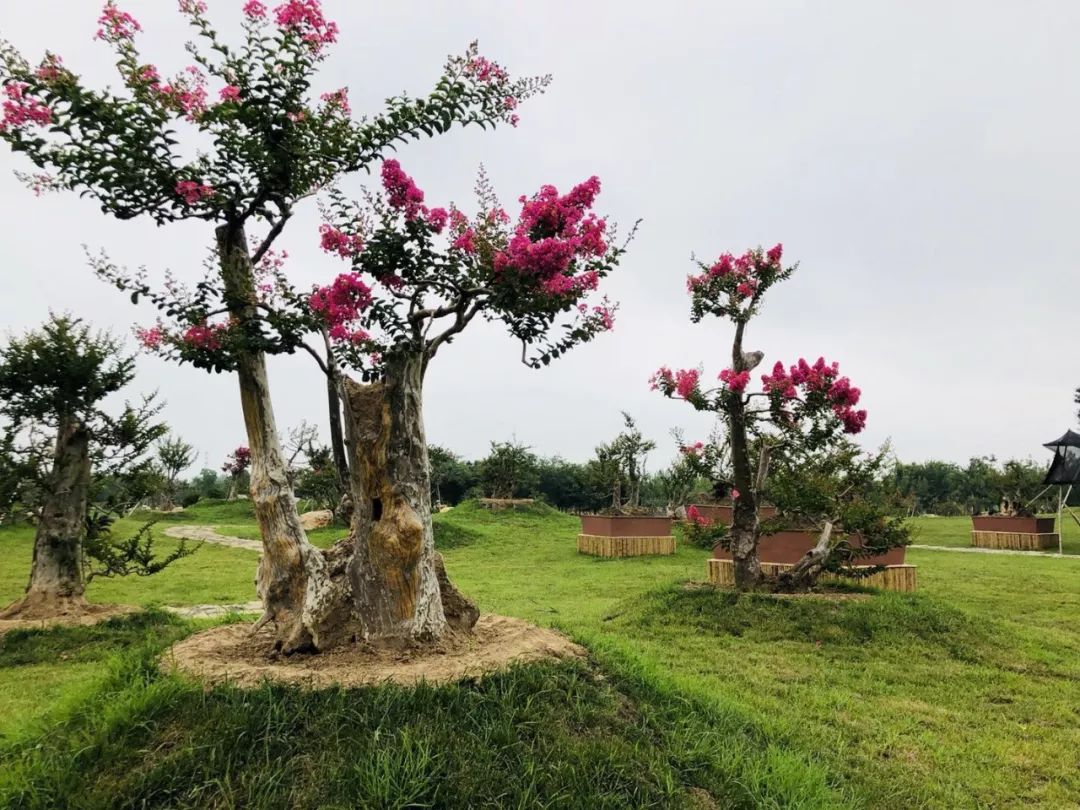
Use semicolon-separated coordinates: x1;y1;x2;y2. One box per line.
0;0;545;651
222;446;251;501
651;245;895;590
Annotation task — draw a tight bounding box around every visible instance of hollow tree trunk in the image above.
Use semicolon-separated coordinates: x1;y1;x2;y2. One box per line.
341;353;449;642
0;418;91;618
217;222;348;653
728;322;762;590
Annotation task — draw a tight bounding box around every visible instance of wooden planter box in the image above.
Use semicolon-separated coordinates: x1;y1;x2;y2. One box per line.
970;515;1058;550
690;504;778;524
578;515;675;557
712;530;906;567
707;559;917;592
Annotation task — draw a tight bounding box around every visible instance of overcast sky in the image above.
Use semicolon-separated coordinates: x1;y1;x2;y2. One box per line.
3;1;1079;475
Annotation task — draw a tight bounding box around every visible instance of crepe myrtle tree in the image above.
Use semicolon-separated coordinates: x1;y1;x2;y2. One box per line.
222;445;251;501
0;0;546;651
301;163;629;642
651;244;882;590
0;315;173;619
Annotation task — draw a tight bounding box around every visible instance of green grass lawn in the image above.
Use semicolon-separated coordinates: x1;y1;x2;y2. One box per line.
2;500;1079;807
909;514;1080;554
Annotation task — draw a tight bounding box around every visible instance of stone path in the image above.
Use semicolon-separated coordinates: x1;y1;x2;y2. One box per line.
909;544;1077;559
164;525;262;552
162;526;262;618
165;602;263;619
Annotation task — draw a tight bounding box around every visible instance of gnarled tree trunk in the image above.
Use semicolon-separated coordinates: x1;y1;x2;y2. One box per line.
727;322;763;590
0;418;91;618
217;222;349;653
340;353;451;642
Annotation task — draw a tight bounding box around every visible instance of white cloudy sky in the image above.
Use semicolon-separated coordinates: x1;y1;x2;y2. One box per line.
2;1;1079;474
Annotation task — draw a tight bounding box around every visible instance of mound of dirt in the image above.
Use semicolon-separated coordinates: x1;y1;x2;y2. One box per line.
164;615;586;689
0;602;138;636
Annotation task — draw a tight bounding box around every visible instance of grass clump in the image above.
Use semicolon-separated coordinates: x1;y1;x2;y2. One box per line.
0;611;841;809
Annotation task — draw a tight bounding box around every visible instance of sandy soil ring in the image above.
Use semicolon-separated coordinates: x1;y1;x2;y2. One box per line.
0;603;139;636
162;614;587;689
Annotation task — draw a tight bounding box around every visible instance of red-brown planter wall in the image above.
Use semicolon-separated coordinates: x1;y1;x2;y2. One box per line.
970;515;1055;534
580;515;673;537
712;530;906;566
691;504;778;524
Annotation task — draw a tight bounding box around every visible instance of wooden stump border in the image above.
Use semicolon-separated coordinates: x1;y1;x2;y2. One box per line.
970;530;1058;551
706;558;917;592
577;534;676;558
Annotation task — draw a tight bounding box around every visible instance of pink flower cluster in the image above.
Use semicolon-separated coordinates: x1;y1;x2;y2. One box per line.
135;325;164;350
452;228;476;254
761;357;867;433
178;0;207;14
319;88;350;117
222;446;251;476
718;367;751;392
273;0;339;52
590;302;615;331
319;224;364;259
175;180;214;205
685;505;711;528
219;85;242;103
686;243;784;301
0;83;53;133
381;159;427;221
35;55;66;83
649;366;700;399
466;56;508;83
492;177;609;298
680;441;704;457
243;0;268;18
95;3;142;42
309;272;374;341
142;66;208;121
182;321;227;350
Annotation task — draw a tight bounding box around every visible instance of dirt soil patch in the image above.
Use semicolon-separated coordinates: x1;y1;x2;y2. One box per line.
163;614;586;689
0;603;139;636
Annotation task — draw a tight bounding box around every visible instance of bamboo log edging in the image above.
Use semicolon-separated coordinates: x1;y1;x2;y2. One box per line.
577;534;676;558
707;559;918;592
970;531;1059;551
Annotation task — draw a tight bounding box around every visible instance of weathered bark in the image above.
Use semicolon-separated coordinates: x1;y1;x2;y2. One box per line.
217;222;349;653
728;321;763;590
321;331;351;499
0;418;91;618
341;353;448;642
776;521;834;591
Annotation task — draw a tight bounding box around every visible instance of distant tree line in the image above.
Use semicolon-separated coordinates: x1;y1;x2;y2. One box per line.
881;456;1065;516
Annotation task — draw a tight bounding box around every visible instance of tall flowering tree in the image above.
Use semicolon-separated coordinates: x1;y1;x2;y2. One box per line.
307;163;627;641
651;245;900;590
0;0;546;652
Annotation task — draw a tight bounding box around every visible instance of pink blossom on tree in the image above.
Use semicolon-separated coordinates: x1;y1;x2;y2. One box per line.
0;83;53;133
95;2;142;43
175;180;214;205
655;243;875;591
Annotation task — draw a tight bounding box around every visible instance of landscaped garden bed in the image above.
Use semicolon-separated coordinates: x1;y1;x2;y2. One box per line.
709;530;915;592
689;503;778;524
577;515;676;557
970;515;1058;550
